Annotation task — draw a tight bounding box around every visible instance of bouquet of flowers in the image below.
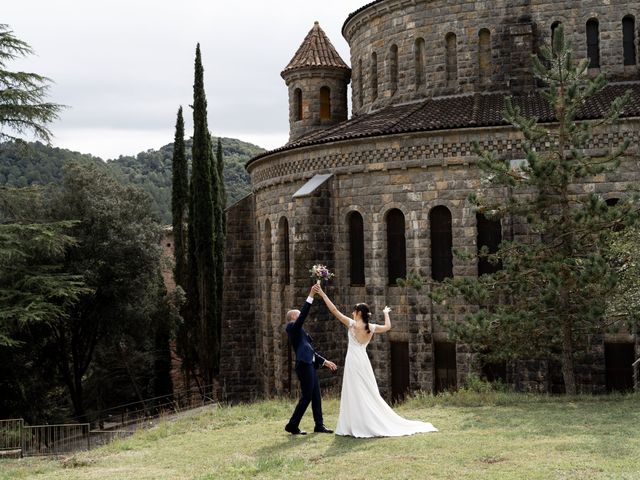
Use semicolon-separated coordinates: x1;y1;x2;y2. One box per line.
309;264;335;285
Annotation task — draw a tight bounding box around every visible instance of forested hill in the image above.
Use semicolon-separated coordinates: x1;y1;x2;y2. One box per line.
0;137;263;223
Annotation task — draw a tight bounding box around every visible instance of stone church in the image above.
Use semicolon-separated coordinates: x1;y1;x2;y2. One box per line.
216;0;640;401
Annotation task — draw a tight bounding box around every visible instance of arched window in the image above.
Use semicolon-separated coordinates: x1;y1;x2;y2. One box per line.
389;44;398;93
476;213;502;276
478;29;491;84
320;86;331;120
386;209;406;285
606;198;624;232
551;21;562;55
278;217;290;285
294;88;302;121
414;38;426;89
446;33;458;86
264;219;272;279
348;211;365;285
430;206;453;281
623;16;636;66
587;19;600;68
370;52;378;101
358;58;364;107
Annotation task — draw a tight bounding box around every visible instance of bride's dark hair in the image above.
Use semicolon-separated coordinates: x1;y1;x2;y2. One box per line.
354;303;372;333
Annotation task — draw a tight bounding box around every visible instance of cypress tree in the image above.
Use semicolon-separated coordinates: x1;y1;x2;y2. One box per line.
213;137;226;369
187;44;218;386
171;106;188;291
216;138;226;213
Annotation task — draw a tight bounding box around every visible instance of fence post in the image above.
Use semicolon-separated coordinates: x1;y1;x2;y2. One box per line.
20;419;24;458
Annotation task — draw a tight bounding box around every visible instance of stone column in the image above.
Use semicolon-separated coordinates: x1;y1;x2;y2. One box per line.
507;21;535;93
292;176;341;392
220;195;259;402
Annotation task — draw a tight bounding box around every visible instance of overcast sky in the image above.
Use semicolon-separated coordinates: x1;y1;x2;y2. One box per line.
3;0;365;159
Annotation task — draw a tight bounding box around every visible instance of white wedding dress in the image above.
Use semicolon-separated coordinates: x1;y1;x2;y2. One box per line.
335;320;438;437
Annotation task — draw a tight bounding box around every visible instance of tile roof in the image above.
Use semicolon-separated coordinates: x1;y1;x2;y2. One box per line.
282;22;350;75
249;83;640;166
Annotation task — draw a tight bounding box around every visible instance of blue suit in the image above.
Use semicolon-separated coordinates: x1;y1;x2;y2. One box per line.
285;298;326;430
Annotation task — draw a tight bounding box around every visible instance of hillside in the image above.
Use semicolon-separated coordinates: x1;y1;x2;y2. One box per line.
2;392;639;480
108;137;264;223
0;138;263;223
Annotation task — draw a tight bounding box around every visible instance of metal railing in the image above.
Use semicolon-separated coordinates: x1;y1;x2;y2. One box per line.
21;423;90;457
0;384;218;458
83;383;217;431
0;419;23;456
633;357;640;391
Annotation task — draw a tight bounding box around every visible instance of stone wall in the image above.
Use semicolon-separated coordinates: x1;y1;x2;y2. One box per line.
245;118;640;397
343;0;640;114
220;195;259;401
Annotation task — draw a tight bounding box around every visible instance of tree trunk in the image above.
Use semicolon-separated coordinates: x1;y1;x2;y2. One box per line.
561;319;577;395
71;375;87;423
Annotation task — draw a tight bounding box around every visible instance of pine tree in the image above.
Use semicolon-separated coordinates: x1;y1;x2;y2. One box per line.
171;106;188;291
0;24;63;143
186;44;219;386
433;25;639;394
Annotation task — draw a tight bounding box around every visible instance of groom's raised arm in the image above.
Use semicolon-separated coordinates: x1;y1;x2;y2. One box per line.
286;285;318;333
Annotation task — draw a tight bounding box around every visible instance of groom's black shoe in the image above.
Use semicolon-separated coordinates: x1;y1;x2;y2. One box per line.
285;424;307;435
314;425;333;434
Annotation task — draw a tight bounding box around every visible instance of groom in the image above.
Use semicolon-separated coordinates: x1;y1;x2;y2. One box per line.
285;284;337;435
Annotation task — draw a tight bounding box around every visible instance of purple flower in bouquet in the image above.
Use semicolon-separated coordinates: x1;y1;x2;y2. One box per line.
309;264;335;285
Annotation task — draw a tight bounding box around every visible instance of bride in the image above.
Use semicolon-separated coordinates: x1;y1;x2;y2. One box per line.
315;285;438;438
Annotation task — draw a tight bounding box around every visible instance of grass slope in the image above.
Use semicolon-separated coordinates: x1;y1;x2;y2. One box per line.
2;392;639;480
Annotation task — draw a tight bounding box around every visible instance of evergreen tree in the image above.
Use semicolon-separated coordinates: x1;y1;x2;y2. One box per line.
433;25;639;394
0;186;90;347
171;107;188;290
605;224;640;329
0;24;63;143
186;44;219;386
213;137;225;371
216;137;226;213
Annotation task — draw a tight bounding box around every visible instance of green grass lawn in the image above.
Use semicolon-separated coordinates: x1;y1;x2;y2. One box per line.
2;391;639;480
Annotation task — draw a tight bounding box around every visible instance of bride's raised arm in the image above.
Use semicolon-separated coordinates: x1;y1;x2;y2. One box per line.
316;285;352;327
374;306;392;333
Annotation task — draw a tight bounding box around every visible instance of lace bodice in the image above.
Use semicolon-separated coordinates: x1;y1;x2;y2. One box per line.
347;319;376;348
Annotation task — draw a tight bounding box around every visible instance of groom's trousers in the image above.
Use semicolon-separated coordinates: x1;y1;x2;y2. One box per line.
288;361;323;429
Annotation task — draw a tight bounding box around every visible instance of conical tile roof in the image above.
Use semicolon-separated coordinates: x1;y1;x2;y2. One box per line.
282;21;350;75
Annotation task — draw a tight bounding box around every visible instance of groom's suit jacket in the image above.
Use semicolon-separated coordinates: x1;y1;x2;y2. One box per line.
286;298;326;369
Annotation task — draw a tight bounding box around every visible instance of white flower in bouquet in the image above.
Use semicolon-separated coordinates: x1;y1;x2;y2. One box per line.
309;264;335;284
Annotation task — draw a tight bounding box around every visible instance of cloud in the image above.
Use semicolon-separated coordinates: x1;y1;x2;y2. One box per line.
3;0;362;158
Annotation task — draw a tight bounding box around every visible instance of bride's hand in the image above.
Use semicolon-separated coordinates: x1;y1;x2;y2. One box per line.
383;306;391;314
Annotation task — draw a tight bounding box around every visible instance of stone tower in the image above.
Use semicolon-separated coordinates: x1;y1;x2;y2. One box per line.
281;21;351;142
